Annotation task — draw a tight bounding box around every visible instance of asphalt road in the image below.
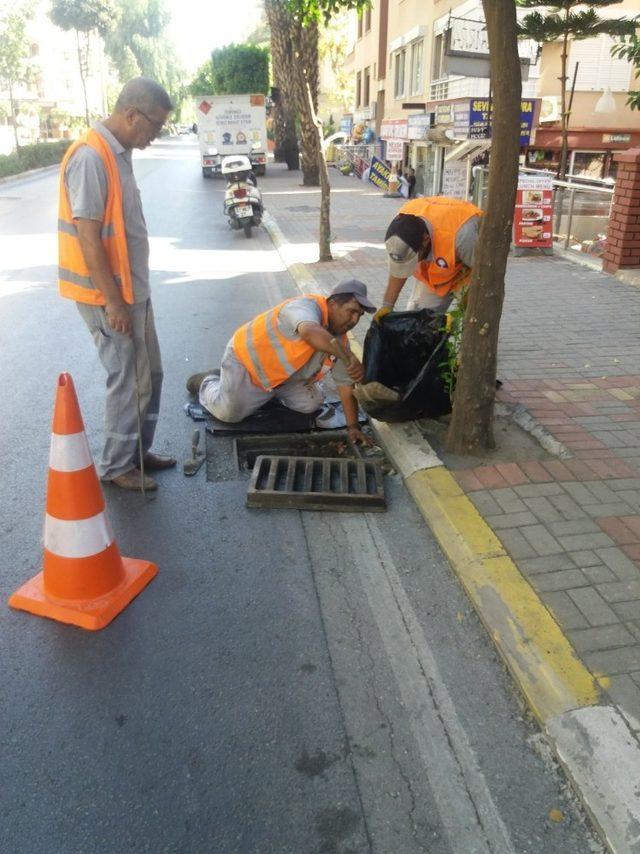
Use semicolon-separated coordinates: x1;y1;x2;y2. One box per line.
0;138;601;853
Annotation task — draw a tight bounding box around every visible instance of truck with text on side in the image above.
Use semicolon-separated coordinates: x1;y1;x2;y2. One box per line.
195;94;268;178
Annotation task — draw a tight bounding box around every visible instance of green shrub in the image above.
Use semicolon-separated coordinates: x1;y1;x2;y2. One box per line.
0;140;73;179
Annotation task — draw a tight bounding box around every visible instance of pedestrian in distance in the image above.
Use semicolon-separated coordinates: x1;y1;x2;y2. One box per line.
187;280;377;447
375;196;483;322
58;76;176;492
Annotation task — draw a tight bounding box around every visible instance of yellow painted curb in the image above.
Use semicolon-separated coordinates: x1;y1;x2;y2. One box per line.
407;466;600;722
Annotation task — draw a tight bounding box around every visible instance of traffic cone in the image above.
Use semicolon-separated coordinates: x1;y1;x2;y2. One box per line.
9;373;158;631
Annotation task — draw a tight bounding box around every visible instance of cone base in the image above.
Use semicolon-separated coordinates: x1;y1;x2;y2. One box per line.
8;556;158;631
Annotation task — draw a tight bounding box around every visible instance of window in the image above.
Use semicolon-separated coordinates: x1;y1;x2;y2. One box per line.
364;67;371;106
364;6;371;32
394;50;406;98
357;14;363;39
356;71;362;108
432;32;446;80
410;40;424;95
569;34;631;92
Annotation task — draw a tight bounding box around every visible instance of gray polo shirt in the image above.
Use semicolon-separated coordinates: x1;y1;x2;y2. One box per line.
64;121;150;303
228;296;354;386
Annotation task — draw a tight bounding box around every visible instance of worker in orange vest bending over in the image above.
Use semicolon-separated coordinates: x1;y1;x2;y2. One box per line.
188;280;376;446
375;197;483;321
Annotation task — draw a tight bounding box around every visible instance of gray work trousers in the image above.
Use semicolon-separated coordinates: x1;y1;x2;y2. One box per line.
199;343;323;422
76;299;163;479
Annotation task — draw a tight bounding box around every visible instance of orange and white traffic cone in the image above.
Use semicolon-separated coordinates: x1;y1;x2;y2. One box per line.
9;373;158;630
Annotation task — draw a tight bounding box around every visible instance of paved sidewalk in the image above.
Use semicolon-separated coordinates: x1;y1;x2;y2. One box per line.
261;163;640;734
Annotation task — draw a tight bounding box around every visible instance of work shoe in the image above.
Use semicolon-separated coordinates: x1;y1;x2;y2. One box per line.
104;468;158;492
186;369;218;396
142;452;177;471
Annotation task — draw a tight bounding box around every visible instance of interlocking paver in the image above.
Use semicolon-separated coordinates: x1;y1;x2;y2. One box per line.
569;624;637;653
541;591;590;630
522;496;564;524
496;528;538;560
569;550;601;567
596;548;640;582
568;588;620;626
584;646;640;676
549;493;588;521
519;555;576;575
547;519;601;537
530;569;590;593
485;512;539;530
582;565;618;585
467;491;502;516
520;525;564;556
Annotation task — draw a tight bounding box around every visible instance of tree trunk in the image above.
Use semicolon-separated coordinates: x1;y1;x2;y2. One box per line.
306;82;332;261
291;17;320;186
76;29;90;127
265;0;300;170
445;0;521;454
8;80;20;151
558;26;569;181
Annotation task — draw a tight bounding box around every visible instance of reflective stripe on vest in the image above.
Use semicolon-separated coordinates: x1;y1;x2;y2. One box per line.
398;197;482;297
57;129;133;305
233;295;338;392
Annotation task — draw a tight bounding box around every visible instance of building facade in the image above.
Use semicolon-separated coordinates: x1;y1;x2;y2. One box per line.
343;0;640;196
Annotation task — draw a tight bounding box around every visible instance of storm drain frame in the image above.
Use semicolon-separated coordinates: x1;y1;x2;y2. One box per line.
247;455;386;512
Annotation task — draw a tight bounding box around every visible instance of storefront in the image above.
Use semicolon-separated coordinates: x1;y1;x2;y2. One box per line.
528;129;640;180
411;97;539;199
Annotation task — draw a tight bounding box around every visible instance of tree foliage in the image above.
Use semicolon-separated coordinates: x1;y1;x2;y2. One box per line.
210;44;270;95
612;33;640;110
49;0;117;38
0;3;33;150
286;0;369;25
189;60;215;97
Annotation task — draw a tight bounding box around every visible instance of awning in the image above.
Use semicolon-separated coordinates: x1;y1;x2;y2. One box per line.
444;138;491;162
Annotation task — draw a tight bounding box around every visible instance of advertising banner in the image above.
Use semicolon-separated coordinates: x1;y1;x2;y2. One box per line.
513;174;553;250
468;99;537;145
368;156;391;191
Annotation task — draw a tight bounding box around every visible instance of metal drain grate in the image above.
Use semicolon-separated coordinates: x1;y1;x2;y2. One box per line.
247;455;386;512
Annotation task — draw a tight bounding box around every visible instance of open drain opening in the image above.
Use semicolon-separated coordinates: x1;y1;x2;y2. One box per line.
235;431;374;472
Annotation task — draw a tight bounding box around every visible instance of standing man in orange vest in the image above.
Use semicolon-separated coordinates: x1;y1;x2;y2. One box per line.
188;280;376;445
58;77;175;492
375;197;483;321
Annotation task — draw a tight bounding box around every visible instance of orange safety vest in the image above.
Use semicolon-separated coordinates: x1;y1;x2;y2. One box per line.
233;295;348;392
398;197;483;297
58;128;134;305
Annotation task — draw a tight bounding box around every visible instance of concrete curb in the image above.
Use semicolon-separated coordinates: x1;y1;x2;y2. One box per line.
0;163;60;186
263;208;640;853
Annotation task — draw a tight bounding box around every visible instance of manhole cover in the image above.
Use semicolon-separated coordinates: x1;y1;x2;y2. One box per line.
247;455;386;512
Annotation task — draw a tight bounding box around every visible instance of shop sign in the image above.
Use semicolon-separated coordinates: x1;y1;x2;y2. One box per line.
368;156;390;191
380;118;408;139
340;116;353;135
513;174;553;250
354;106;373;122
407;113;432;140
385;138;405;160
603;133;631;143
435;103;453;125
445;17;538;64
453;101;470;137
441;161;468;200
468;98;537;145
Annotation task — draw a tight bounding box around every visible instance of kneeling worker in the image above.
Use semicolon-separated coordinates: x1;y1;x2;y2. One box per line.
376;196;483;321
189;280;376;444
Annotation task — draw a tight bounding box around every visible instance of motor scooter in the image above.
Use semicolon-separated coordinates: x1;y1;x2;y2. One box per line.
221;155;263;238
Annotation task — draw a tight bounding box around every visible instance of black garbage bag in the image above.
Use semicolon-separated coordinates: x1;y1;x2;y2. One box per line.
360;309;452;422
